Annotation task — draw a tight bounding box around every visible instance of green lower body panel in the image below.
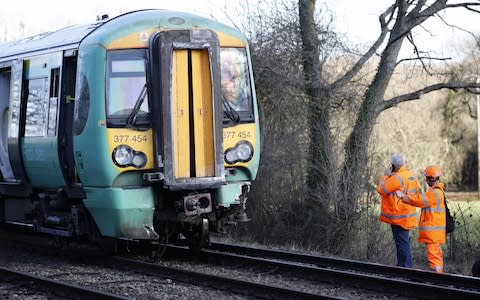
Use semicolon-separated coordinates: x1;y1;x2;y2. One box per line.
21;137;65;187
83;187;158;240
215;182;249;207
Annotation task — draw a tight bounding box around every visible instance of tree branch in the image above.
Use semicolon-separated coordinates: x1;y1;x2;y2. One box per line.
435;11;479;41
411;0;428;14
390;1;480;71
404;33;436;75
445;2;480;13
330;4;396;91
396;56;452;64
376;81;480;113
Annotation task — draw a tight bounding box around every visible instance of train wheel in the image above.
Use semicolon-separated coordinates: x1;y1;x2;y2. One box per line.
150;227;169;261
186;218;210;252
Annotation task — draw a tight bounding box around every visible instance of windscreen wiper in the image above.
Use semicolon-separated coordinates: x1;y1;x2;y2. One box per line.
222;96;240;123
126;84;148;128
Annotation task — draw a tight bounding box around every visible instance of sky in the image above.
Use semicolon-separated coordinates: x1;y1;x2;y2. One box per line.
327;0;479;59
0;0;477;59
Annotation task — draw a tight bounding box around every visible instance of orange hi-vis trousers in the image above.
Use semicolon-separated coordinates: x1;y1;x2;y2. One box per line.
426;243;443;273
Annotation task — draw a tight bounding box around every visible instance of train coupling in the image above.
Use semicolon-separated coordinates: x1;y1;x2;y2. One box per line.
178;193;212;216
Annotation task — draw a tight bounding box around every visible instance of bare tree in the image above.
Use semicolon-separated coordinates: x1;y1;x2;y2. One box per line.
299;0;335;212
342;0;480;209
228;0;349;245
227;0;480;252
299;0;480;247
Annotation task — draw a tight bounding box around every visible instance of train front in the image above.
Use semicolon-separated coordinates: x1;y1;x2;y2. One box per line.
73;10;260;248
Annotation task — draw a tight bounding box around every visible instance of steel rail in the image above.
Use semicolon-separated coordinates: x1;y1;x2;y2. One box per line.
3;226;478;299
109;256;341;300
209;242;480;290
0;227;341;300
198;243;480;300
0;266;129;300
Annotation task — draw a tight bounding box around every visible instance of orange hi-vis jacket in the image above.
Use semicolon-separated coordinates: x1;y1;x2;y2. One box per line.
407;182;446;244
377;166;419;230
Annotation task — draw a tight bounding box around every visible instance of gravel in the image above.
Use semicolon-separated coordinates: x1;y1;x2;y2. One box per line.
0;233;410;299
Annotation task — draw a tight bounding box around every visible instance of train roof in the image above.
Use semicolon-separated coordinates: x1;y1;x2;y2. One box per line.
0;9;246;61
0;22;102;60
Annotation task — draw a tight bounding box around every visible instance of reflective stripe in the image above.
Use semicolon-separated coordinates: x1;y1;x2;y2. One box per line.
394;174;405;190
393;174;408;202
381;174;405;195
423;207;446;213
381;212;416;219
381;180;389;194
419;226;445;231
407;188;417;194
419;192;429;207
433;189;441;209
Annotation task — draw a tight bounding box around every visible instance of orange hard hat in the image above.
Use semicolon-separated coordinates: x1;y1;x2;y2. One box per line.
424;166;442;178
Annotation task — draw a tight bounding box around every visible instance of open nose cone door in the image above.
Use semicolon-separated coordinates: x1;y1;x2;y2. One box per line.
150;29;225;190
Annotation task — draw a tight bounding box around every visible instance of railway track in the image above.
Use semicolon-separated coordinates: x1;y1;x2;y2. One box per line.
0;227;340;299
185;242;480;300
109;255;339;299
2;225;479;299
0;265;128;299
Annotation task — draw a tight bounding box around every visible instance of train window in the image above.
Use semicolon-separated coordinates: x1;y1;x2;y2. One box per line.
47;68;60;136
220;48;253;121
50;68;59;98
25;77;48;137
73;73;90;135
9;60;22;139
0;68;10;152
107;50;149;125
47;97;58;136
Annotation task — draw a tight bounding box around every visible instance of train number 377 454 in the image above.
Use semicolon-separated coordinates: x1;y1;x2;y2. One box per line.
223;131;251;139
113;135;148;143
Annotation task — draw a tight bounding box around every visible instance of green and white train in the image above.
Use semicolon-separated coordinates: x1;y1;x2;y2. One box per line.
0;9;260;249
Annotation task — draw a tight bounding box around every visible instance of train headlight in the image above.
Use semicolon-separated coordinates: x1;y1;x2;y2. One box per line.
112;145;148;168
224;141;254;164
113;145;133;167
132;152;147;168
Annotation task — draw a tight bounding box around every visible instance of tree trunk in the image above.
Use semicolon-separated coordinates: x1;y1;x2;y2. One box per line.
340;24;406;216
299;0;334;209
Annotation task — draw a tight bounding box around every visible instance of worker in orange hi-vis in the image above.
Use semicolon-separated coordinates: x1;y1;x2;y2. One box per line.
377;154;420;268
404;166;447;273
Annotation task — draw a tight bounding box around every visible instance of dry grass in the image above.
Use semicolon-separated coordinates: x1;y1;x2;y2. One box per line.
447;192;479;202
371;65;477;190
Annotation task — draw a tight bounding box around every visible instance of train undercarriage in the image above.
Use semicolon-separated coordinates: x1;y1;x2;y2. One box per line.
0;184;250;256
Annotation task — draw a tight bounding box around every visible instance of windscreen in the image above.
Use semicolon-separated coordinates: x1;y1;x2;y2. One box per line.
107;50;149;118
220;48;253;119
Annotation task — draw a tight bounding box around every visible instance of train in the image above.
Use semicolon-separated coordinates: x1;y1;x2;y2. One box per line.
0;9;260;251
